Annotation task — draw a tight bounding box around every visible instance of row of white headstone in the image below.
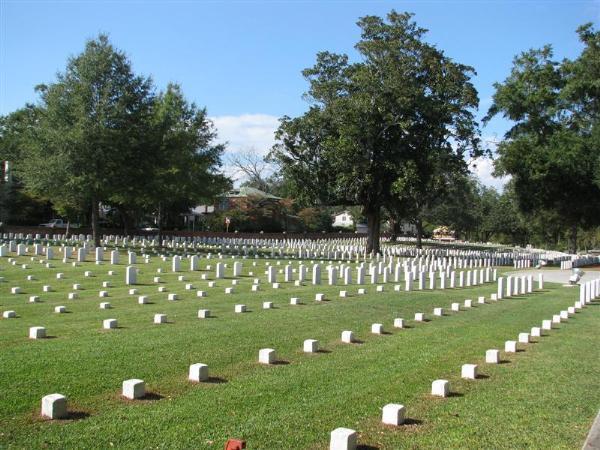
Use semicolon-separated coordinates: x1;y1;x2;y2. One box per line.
329;278;600;450
1;235;563;268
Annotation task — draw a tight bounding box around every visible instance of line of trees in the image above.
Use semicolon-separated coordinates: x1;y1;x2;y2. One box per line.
484;24;600;253
0;35;228;246
1;13;598;253
270;12;599;253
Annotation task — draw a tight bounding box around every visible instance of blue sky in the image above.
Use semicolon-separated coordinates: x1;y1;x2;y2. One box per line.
1;0;598;187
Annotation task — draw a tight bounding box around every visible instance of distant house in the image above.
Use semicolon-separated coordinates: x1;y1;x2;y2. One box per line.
332;210;354;228
181;205;215;230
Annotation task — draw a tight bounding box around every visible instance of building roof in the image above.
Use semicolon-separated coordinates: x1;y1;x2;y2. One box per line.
189;205;215;215
221;186;281;200
333;210;352;217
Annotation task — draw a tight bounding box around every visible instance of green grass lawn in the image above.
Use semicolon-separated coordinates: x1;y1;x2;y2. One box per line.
0;248;597;449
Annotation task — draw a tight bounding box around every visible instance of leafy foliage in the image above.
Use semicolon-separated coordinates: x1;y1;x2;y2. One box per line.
485;24;600;252
0;35;227;242
272;11;481;253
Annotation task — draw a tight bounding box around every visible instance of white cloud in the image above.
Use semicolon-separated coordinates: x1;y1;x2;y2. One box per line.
210;114;280;186
211;113;280;157
468;156;510;191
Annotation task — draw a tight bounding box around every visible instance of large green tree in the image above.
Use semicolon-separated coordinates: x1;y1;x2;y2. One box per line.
19;34;154;245
271;11;480;253
148;83;229;244
485;24;600;253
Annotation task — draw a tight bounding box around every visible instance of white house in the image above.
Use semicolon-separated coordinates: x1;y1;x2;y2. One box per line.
332;210;354;228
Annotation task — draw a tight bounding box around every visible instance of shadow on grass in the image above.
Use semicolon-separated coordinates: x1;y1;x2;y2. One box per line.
357;445;379;450
527;290;547;296
272;360;291;366
64;410;91;421
498;359;511;365
206;376;228;384
140;392;164;401
447;392;464;398
316;349;332;354
476;374;490;380
403;418;423;426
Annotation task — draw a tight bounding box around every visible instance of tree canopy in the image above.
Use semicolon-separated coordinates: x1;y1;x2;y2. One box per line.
1;34;226;245
271;11;481;253
485;24;600;252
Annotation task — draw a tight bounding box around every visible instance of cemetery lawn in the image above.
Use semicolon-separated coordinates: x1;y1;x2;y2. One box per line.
0;253;598;449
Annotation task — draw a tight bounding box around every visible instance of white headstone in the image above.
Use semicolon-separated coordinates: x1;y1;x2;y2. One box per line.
41;393;67;419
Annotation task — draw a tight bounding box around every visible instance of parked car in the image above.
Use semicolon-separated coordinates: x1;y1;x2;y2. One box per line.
39;219;80;228
139;224;159;232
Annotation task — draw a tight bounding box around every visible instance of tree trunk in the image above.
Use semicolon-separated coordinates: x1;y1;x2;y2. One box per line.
157;203;163;249
570;223;578;254
415;218;423;249
389;217;400;242
91;197;100;247
122;212;131;237
365;206;381;255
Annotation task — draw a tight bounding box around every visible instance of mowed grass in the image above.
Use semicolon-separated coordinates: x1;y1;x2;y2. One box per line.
0;249;598;449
